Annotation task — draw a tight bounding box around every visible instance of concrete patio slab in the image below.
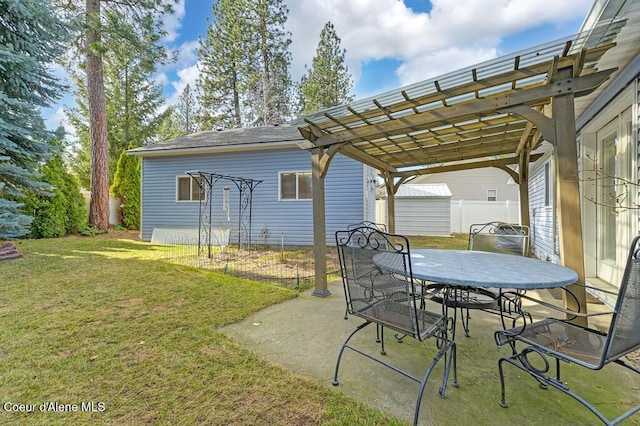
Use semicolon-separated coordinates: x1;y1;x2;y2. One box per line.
219;280;640;425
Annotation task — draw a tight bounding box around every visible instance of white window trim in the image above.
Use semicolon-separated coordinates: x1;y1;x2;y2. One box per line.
278;170;312;201
175;175;205;203
487;189;497;202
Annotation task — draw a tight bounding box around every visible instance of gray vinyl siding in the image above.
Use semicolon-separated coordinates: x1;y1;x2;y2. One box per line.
529;158;560;263
140;148;365;245
412;168;518;201
395;198;451;236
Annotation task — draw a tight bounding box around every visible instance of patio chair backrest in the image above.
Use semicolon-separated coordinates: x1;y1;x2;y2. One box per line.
346;222;389;249
605;235;640;362
468;222;529;257
335;226;429;340
347;221;387;232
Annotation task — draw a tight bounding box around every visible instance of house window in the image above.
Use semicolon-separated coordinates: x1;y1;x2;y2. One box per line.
280;171;312;200
176;176;204;202
487;189;497;202
544;162;551;207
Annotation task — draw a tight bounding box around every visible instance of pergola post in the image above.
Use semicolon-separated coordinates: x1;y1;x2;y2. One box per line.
518;149;531;229
553;67;588;324
383;172;396;233
311;146;336;297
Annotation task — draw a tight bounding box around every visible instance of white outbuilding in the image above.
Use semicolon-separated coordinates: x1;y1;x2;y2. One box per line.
393;183;452;236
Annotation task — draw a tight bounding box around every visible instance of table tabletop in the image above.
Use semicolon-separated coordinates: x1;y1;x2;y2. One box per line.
373;249;578;289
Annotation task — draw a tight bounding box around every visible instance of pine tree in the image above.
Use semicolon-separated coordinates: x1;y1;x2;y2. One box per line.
103;34;167;177
0;0;70;239
157;106;184;142
299;22;353;116
60;0;175;229
197;0;250;130
244;0;293;125
84;0;110;230
176;84;200;135
197;0;294;129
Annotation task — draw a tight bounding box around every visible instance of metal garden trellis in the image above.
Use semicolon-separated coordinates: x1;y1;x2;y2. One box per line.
186;170;262;257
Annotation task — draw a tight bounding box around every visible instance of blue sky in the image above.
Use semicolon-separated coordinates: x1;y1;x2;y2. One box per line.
45;0;595;131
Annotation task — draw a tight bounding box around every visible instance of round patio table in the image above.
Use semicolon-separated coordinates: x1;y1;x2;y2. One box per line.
373;249;578;290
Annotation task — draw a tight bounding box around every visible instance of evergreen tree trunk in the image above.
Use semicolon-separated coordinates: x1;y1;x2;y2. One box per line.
86;0;110;229
232;62;242;127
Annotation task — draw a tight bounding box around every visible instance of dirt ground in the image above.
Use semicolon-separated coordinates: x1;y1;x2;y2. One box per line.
81;229;142;241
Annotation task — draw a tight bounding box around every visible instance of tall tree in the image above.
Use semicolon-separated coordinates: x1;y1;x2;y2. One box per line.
176;84;199;135
85;0;109;229
244;0;293;125
60;0;175;229
197;0;249;130
299;22;353;116
197;0;294;129
103;32;168;177
0;0;70;239
156;106;184;142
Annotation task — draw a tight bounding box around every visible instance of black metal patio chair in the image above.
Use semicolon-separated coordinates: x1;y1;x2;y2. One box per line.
494;235;640;425
342;221;389;321
428;222;530;337
334;225;456;426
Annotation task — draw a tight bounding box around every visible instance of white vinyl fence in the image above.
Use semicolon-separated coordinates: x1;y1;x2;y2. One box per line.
376;199;521;234
450;200;521;233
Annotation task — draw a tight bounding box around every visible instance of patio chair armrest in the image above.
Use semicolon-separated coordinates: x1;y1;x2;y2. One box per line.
494;328;520;347
513;283;614;321
574;282;619;296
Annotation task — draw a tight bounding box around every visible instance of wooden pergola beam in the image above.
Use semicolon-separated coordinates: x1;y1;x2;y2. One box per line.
340;144;397;173
392;154;543;179
304;44;614;133
310;69;614;146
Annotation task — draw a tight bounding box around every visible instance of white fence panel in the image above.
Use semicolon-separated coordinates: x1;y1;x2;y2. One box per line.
450;200;520;233
375;199;388;229
376;199;520;234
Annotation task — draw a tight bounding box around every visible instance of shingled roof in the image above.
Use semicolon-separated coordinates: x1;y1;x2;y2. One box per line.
128;125;305;156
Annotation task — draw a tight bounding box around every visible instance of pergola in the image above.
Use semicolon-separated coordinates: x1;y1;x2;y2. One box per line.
292;14;638;321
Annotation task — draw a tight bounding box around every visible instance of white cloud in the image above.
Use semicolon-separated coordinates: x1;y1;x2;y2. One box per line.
284;0;593;93
42;0;593;128
396;46;497;86
161;0;186;43
44;106;76;138
165;63;200;107
154;72;169;87
173;39;200;69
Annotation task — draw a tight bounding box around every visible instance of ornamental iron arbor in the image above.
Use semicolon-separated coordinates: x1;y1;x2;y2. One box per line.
186;171;262;257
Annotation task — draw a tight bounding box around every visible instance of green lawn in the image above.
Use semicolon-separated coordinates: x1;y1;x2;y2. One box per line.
0;235;402;425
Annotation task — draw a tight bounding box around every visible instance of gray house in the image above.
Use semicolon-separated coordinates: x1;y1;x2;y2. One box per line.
128;125;377;245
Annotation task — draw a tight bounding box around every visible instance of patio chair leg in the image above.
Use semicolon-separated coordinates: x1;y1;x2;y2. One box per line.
498;356;510;408
379;325;386;355
450;341;459;388
461;306;471;337
332;321;371;386
413;340;456;426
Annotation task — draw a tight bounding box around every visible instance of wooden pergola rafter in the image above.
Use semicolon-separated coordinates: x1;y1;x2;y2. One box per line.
292;36;619;324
